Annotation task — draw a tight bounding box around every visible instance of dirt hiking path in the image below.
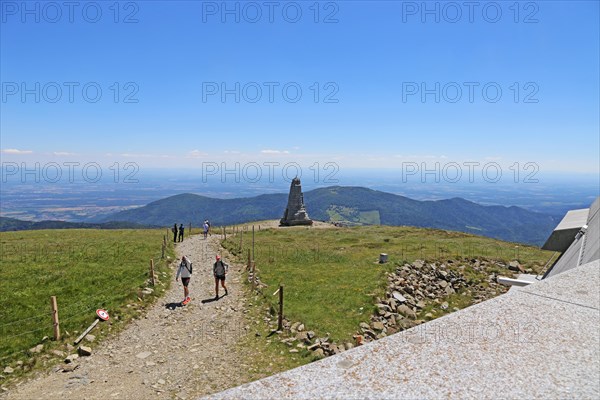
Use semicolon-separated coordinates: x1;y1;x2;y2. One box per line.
3;233;250;400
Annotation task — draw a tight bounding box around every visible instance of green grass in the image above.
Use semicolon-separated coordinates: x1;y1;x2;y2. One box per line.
222;225;553;345
359;210;381;225
0;229;174;373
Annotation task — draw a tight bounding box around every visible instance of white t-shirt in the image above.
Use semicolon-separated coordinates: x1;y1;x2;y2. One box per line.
176;257;192;279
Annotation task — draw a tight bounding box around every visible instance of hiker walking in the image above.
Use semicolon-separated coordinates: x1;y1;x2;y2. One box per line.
178;223;185;242
213;255;228;299
172;223;178;243
205;219;211;236
176;255;193;305
203;221;209;239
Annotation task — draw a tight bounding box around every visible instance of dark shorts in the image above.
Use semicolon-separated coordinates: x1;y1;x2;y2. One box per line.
215;275;225;281
182;277;190;287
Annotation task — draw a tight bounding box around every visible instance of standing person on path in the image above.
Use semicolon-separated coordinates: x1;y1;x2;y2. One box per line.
176;255;193;305
204;219;211;236
213;255;229;299
178;223;185;242
172;223;178;243
203;221;209;239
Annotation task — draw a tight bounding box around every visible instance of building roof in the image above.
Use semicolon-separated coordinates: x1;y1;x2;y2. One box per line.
542;208;589;252
543;196;599;279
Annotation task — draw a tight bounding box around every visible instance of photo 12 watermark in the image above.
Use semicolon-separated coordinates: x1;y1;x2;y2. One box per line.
201;161;340;184
401;82;540;104
400;1;540;24
0;241;138;263
1;82;140;104
1;1;140;24
202;82;340;104
403;319;540;345
1;162;140;184
397;161;539;184
392;240;525;261
200;1;340;24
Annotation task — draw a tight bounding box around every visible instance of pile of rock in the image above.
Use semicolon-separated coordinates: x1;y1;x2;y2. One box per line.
356;258;510;344
263;318;353;358
246;270;267;290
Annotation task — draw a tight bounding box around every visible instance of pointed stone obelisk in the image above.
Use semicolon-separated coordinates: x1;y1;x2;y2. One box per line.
280;177;313;226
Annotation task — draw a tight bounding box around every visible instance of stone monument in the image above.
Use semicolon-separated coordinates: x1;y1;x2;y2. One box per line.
280;177;313;226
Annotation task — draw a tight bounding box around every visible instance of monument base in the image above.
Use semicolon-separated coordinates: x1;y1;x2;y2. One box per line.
279;219;314;226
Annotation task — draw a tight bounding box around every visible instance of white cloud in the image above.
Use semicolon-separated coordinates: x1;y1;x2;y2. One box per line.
2;148;33;154
187;150;208;158
224;150;241;155
120;153;154;158
52;151;76;156
119;153;174;159
261;149;290;155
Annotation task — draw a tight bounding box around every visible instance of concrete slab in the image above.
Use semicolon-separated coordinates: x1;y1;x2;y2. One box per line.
521;260;600;309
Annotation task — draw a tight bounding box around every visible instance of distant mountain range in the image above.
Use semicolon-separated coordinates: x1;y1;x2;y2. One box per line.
0;217;156;232
99;186;559;246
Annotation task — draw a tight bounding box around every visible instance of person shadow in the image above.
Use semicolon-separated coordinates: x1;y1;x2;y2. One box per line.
165;302;184;310
201;296;220;304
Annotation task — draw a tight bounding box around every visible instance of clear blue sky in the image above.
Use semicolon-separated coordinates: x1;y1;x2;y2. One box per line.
1;0;599;174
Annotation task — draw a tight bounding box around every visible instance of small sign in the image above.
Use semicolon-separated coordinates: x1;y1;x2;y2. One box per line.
96;309;110;321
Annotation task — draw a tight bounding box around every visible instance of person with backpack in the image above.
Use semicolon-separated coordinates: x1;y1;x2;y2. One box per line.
176;255;193;305
213;255;228;299
178;223;185;242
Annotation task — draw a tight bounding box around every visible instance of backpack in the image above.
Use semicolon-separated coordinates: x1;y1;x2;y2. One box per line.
214;260;226;276
182;259;192;274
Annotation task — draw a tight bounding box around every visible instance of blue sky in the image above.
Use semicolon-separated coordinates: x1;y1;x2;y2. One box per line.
1;0;599;174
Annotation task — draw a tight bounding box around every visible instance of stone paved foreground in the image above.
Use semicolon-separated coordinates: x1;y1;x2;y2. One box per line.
206;260;600;400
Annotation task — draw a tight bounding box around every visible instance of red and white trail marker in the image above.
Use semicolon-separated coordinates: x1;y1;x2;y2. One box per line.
74;309;110;344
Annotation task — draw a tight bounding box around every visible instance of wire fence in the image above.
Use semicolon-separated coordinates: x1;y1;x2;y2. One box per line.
0;236;173;366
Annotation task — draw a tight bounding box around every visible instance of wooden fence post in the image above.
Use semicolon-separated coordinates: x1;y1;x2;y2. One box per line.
247;249;251;271
189;222;192;236
251;262;256;290
50;296;60;341
150;259;155;286
252;225;255;260
224;227;227;241
278;285;284;331
161;242;165;260
239;229;243;251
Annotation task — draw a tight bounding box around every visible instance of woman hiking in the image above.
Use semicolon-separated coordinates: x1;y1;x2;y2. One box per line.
176;255;193;305
213;255;229;299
